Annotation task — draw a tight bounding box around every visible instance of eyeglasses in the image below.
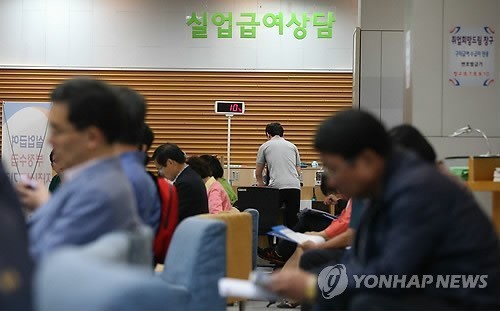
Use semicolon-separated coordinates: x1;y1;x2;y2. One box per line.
324;158;355;178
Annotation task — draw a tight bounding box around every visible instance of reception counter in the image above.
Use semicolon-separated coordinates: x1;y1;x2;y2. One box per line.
225;167;326;201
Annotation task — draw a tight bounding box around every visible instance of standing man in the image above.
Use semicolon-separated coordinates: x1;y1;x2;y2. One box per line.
256;122;301;228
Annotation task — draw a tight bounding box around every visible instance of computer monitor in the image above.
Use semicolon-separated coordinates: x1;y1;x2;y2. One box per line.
237;186;281;234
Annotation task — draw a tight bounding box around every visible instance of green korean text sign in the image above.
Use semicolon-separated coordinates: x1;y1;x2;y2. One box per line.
186;12;336;40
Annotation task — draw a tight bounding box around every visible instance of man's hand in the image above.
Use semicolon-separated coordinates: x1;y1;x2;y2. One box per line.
256;182;266;187
268;269;317;302
16;182;50;211
299;241;321;251
323;194;339;206
304;231;327;239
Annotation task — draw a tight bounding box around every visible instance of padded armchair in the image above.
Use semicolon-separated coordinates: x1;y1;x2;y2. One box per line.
36;252;186;311
36;218;227;311
77;224;153;268
200;212;253;305
159;217;227;310
243;208;259;269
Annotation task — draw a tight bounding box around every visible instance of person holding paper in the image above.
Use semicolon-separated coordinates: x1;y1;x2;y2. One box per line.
18;78;142;261
259;173;350;265
265;110;500;311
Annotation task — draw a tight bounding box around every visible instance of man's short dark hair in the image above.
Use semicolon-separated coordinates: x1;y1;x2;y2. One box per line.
51;78;122;144
186;156;211;179
315;110;391;159
320;172;337;196
389;124;437;163
49;150;55;163
200;155;224;179
114;86;146;145
266;123;284;137
141;125;154;152
152;143;186;165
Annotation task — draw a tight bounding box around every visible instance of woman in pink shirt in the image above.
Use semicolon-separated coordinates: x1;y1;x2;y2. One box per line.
187;156;232;214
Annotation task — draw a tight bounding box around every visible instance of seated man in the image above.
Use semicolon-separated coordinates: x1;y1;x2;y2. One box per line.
17;78;141;261
258;173;350;265
267;110;500;310
48;150;63;193
273;198;353;309
299;123;444;274
153;143;208;222
114;86;161;231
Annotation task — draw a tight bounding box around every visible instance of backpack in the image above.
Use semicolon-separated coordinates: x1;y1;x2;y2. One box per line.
153;177;179;264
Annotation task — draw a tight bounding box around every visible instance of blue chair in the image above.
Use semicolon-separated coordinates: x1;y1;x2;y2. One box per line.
244;208;259;270
76;225;153;268
36;252;185;311
159;217;227;310
35;218;226;311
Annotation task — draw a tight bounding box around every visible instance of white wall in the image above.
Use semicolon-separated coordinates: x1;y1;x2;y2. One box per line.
358;0;404;31
405;0;500;158
405;0;500;217
358;0;499;215
0;0;358;70
357;0;405;127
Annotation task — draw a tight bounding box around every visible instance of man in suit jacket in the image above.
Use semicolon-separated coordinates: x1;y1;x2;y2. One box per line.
0;164;32;310
17;78;141;261
153;143;208;222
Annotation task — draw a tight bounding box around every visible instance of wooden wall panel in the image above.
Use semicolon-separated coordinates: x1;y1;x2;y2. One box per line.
0;69;352;167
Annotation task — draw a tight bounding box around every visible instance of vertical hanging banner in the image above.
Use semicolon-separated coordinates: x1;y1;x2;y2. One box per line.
448;26;495;87
1;102;52;186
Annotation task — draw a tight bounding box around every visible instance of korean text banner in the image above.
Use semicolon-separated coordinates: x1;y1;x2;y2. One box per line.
1;102;52;187
449;26;495;87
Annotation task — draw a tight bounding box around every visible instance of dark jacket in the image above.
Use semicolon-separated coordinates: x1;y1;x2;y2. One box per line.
319;149;500;309
0;165;32;310
174;166;209;222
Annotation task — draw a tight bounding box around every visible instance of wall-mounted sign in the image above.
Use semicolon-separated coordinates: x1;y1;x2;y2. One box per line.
215;101;245;115
186;12;335;40
448;26;495;87
1;102;52;186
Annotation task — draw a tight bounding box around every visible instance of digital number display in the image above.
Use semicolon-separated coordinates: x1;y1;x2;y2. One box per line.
215;101;245;115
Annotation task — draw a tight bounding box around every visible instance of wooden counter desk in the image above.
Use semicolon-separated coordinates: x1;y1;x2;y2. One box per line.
225;167;326;201
467;156;500;232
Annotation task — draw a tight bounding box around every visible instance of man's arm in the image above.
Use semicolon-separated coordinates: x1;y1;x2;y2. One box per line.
32;189;118;260
344;185;449;289
295;146;302;179
255;163;265;187
256;145;266;186
301;228;354;251
175;180;193;220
